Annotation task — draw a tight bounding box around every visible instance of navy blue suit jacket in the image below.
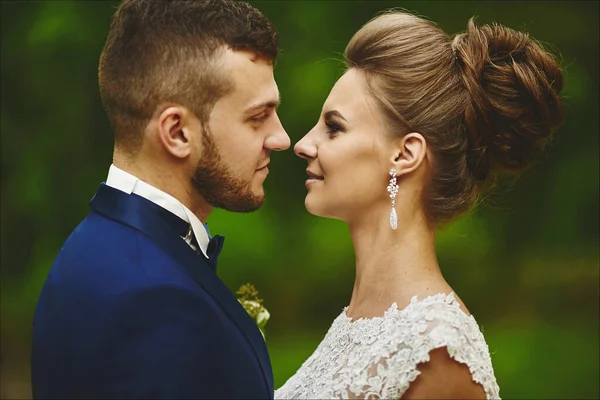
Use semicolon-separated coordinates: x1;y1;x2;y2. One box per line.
31;184;273;399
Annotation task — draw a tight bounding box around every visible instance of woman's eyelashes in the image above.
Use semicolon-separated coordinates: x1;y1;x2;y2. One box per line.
325;120;345;136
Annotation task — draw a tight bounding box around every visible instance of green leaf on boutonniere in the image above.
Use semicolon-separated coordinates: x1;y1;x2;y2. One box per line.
236;283;270;339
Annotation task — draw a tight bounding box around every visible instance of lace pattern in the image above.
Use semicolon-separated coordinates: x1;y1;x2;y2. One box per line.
275;293;500;399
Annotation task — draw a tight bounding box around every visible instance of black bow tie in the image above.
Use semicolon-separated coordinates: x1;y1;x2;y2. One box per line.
206;235;225;271
184;227;225;272
133;195;224;271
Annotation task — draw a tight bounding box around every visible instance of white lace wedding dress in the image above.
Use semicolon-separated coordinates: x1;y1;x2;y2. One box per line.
275;293;500;399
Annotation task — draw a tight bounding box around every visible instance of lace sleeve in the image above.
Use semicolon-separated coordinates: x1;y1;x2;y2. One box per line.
375;294;501;399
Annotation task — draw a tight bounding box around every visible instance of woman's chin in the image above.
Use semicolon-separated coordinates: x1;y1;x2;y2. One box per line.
305;196;337;219
304;196;323;217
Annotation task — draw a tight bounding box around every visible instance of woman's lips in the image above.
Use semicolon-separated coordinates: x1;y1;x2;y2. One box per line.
305;176;323;187
305;169;323;187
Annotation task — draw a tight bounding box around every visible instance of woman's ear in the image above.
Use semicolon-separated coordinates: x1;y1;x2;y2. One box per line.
156;105;195;159
390;132;427;176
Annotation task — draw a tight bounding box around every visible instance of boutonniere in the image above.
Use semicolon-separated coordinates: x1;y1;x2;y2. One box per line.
236;283;270;339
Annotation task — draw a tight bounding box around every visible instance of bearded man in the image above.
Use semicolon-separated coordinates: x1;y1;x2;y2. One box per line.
31;0;290;398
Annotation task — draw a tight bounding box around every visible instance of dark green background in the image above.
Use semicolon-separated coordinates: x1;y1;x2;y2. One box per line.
1;1;598;398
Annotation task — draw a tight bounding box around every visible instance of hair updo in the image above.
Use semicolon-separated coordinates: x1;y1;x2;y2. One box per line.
344;12;564;224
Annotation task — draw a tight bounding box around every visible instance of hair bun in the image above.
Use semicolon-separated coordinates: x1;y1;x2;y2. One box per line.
452;18;564;181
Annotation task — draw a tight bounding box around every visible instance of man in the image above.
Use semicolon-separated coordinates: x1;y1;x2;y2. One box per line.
31;0;290;398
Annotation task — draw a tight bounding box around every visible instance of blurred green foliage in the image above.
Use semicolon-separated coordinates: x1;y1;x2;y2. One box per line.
1;1;598;398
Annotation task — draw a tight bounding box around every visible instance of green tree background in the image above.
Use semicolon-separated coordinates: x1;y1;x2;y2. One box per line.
1;1;598;398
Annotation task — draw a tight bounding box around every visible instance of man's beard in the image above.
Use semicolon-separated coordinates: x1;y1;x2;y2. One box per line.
192;126;264;212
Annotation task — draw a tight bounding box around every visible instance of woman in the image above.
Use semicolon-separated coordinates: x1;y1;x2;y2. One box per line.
275;10;563;400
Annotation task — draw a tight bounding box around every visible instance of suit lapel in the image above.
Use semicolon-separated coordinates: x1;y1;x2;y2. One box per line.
90;184;273;393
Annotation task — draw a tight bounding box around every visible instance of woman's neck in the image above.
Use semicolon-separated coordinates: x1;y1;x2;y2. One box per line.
346;206;449;320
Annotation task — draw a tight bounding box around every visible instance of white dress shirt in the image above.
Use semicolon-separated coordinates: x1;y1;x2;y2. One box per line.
105;164;210;258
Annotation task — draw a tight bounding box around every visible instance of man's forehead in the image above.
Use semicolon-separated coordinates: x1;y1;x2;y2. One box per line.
230;76;279;110
223;54;279;111
222;48;274;75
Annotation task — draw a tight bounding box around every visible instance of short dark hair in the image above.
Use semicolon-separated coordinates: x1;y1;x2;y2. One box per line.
98;0;279;154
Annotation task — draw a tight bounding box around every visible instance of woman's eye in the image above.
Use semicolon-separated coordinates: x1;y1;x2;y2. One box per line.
325;121;343;135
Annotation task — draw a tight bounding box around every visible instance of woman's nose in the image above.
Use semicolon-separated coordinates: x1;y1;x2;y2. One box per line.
294;130;317;160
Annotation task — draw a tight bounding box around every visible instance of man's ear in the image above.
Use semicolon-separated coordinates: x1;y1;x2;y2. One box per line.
156;105;196;159
389;132;427;176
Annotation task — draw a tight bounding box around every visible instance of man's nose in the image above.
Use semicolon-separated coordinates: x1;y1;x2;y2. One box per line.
264;113;291;151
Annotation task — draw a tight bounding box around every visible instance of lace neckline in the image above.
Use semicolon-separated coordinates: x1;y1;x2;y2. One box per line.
342;292;469;325
276;291;501;399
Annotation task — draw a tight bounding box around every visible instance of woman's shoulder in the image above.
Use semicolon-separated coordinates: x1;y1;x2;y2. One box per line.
381;292;478;335
383;292;495;376
379;292;501;399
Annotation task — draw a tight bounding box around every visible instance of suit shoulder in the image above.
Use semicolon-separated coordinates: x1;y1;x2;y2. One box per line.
50;211;191;292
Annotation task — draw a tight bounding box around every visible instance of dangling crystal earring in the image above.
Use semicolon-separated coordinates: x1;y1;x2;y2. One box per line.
387;169;399;230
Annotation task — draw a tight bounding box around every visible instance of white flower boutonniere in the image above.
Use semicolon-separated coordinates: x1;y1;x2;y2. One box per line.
236;283;270;339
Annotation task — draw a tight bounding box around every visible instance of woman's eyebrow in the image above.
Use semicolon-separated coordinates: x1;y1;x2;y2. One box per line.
324;110;348;122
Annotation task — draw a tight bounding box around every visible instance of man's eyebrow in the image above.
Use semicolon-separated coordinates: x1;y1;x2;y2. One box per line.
243;96;281;115
324;110;348;123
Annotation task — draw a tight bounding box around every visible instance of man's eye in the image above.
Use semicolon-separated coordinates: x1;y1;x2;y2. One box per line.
252;113;269;123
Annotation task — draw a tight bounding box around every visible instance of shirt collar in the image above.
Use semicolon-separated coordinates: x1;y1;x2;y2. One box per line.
105;164;210;257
